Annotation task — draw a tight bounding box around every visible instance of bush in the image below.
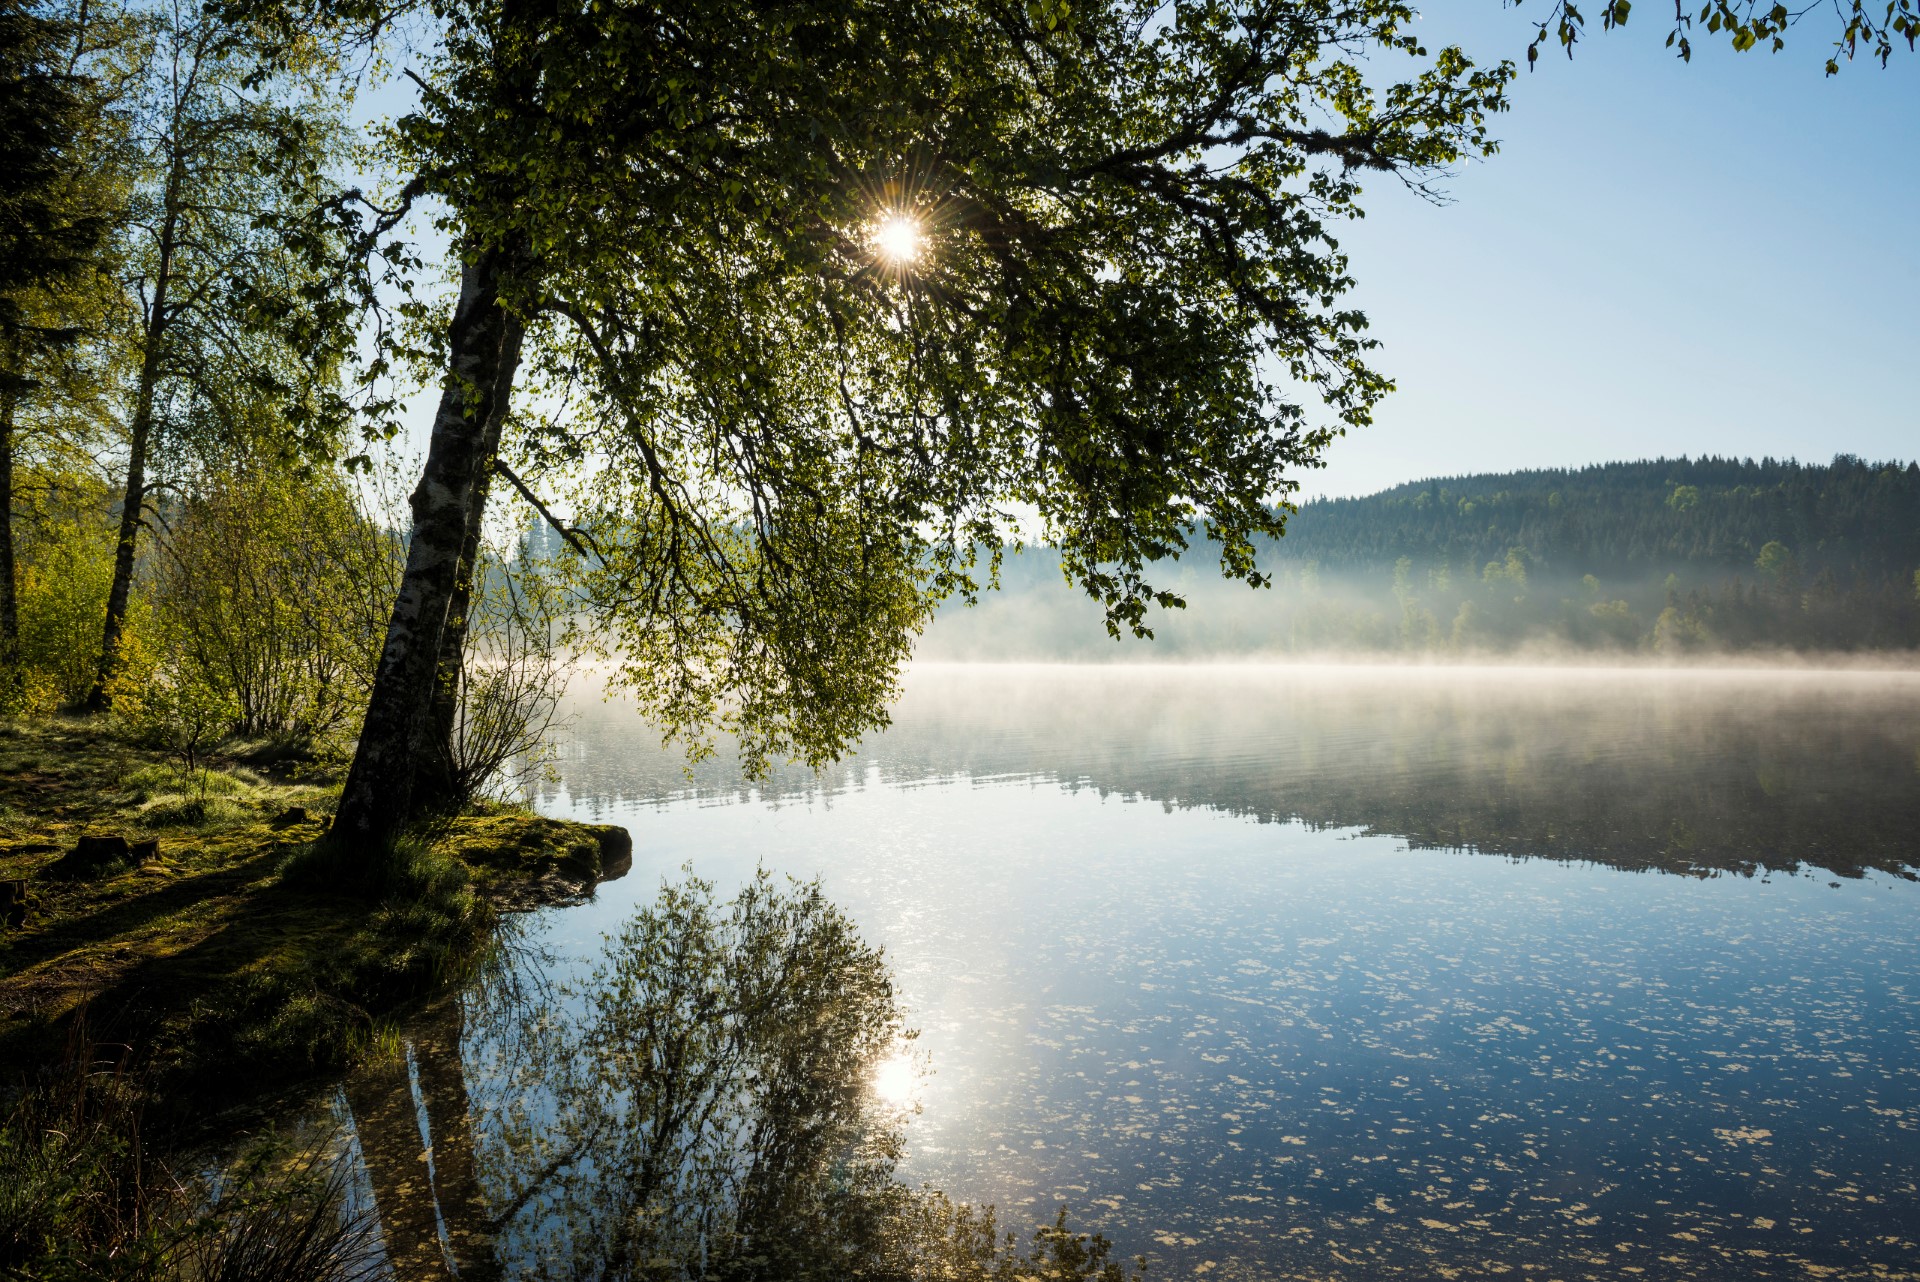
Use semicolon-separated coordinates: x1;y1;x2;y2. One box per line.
151;467;397;755
13;506;118;712
108;656;239;778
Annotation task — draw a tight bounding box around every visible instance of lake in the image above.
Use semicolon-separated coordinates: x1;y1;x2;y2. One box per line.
329;664;1920;1280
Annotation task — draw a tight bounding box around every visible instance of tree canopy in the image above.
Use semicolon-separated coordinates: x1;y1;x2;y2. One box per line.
265;0;1517;840
0;0;114;392
82;0;362;707
0;0;1909;844
1515;0;1917;71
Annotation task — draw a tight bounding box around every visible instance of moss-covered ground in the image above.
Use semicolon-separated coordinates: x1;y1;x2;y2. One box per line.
0;716;628;1114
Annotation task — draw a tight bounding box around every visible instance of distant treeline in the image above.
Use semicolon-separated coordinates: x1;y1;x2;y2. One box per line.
920;455;1920;658
1276;454;1920;579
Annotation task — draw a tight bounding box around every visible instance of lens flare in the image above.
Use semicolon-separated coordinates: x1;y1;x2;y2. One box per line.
873;214;922;264
871;1049;917;1106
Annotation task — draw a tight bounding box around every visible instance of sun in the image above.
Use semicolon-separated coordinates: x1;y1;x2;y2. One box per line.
873;214;922;264
871;1048;918;1107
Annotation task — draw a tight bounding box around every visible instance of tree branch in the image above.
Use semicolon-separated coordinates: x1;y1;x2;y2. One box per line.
492;458;603;563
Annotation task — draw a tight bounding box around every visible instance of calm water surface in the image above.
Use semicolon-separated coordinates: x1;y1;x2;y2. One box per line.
346;666;1920;1280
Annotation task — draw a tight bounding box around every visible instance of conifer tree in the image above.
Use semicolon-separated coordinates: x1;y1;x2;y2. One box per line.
0;0;117;684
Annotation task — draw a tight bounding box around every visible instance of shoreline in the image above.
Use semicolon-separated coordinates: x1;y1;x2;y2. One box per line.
899;650;1920;674
0;716;630;1110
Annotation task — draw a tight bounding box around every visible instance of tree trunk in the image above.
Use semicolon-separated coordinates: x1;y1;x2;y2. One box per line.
411;476;490;815
331;246;525;852
90;371;157;708
86;324;163;710
87;162;179;713
411;998;499;1278
412;325;518;816
0;390;18;680
343;996;500;1280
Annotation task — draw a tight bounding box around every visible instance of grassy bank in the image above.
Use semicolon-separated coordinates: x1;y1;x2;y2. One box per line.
0;716;630;1107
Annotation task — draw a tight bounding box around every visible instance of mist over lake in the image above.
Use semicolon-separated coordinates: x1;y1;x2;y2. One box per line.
312;664;1920;1280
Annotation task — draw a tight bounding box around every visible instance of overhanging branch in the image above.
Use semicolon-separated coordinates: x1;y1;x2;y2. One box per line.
493;459;604;563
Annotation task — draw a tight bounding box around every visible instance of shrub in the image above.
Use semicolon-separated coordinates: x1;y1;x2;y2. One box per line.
151;467;397;755
108;655;239;779
13;509;118;711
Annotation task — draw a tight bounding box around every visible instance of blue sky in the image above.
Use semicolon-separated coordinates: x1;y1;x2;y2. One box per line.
1298;5;1920;499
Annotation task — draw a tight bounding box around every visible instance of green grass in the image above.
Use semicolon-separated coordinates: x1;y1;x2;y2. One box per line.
0;716;629;1108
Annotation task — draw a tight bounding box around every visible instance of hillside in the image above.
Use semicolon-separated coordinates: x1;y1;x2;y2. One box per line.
1272;455;1920;579
920;455;1920;659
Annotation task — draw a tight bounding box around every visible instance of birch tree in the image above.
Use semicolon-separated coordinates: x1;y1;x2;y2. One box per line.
86;0;356;708
240;0;1514;855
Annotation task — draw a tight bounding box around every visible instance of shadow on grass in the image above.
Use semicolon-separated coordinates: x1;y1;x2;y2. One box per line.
2;848;287;977
2;834;494;1107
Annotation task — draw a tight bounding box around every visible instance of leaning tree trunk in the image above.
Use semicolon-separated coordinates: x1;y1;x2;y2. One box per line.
331;246;526;854
87;181;179;712
411;315;520;816
410;480;491;813
343;996;500;1280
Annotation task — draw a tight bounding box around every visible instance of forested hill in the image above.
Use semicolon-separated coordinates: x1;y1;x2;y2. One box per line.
1274;455;1920;579
922;454;1920;658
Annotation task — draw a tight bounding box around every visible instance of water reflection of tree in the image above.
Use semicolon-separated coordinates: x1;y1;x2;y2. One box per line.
342;992;499;1280
339;874;1141;1281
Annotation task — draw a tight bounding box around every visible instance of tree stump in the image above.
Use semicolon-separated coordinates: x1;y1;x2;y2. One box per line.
1;878;31;927
46;835;159;879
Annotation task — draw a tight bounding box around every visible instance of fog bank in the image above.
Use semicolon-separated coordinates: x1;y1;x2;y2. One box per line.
914;547;1920;668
